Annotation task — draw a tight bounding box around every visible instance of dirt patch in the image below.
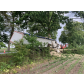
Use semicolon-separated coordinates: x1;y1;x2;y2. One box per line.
55;59;77;74
50;51;62;57
41;58;73;74
10;52;84;74
81;65;84;74
17;58;60;74
16;57;82;74
24;58;62;74
50;50;83;58
69;57;84;74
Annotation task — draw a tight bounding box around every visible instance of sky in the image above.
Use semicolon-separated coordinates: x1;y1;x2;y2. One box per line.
3;12;84;48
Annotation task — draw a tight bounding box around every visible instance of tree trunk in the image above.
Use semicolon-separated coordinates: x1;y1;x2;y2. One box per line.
8;41;10;51
7;15;14;51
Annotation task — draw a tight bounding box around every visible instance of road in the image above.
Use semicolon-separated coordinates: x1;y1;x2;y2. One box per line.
0;52;16;54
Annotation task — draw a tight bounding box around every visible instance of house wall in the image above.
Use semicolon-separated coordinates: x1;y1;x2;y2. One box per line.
10;31;53;47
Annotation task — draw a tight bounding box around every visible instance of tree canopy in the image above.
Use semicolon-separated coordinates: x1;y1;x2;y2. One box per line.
16;11;69;39
0;14;8;43
2;11;84;50
59;20;84;47
0;42;7;48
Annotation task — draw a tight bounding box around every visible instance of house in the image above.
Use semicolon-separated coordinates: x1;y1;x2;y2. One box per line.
10;31;55;47
10;31;61;53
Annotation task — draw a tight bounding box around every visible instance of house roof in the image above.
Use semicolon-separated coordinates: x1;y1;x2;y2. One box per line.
23;33;55;41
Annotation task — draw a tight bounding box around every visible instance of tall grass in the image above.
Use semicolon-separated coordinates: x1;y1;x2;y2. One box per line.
63;44;84;54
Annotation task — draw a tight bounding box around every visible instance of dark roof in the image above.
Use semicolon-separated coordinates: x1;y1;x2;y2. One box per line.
23;33;55;41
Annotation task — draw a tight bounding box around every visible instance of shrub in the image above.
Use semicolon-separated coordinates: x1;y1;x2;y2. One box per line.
0;62;11;71
11;33;50;66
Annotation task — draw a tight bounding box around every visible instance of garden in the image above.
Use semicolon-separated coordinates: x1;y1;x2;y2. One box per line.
0;34;84;74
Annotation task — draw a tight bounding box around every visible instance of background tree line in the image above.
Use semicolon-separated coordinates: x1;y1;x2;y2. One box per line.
0;11;84;50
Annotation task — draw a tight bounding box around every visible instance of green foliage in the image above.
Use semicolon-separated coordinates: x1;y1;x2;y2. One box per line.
11;34;50;65
0;42;7;48
63;44;84;54
0;62;12;71
24;34;43;50
16;11;69;39
0;11;25;51
59;21;84;47
72;11;84;18
0;55;14;72
11;39;30;65
0;14;8;43
24;34;50;57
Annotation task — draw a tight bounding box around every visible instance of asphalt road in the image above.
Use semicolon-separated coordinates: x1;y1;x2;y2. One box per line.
0;52;16;54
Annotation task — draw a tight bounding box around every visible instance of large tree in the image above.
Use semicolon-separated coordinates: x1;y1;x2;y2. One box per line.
72;11;84;18
16;11;69;39
0;11;23;51
59;20;84;47
0;42;7;48
0;13;8;43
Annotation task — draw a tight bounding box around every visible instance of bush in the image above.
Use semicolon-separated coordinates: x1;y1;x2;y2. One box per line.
0;62;12;71
63;45;84;54
11;39;30;65
11;34;50;66
0;34;50;72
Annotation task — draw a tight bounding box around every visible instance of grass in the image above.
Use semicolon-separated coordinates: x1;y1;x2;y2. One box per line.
0;54;82;74
0;54;12;62
12;54;84;74
63;49;84;54
0;57;13;73
0;48;15;52
0;46;84;74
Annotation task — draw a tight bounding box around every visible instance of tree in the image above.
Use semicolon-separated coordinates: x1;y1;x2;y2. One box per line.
0;11;69;50
0;11;23;51
59;20;84;47
0;13;8;43
16;11;69;39
0;42;7;48
72;11;84;18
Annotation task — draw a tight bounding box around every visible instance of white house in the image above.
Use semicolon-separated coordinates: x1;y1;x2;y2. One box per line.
10;31;55;47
